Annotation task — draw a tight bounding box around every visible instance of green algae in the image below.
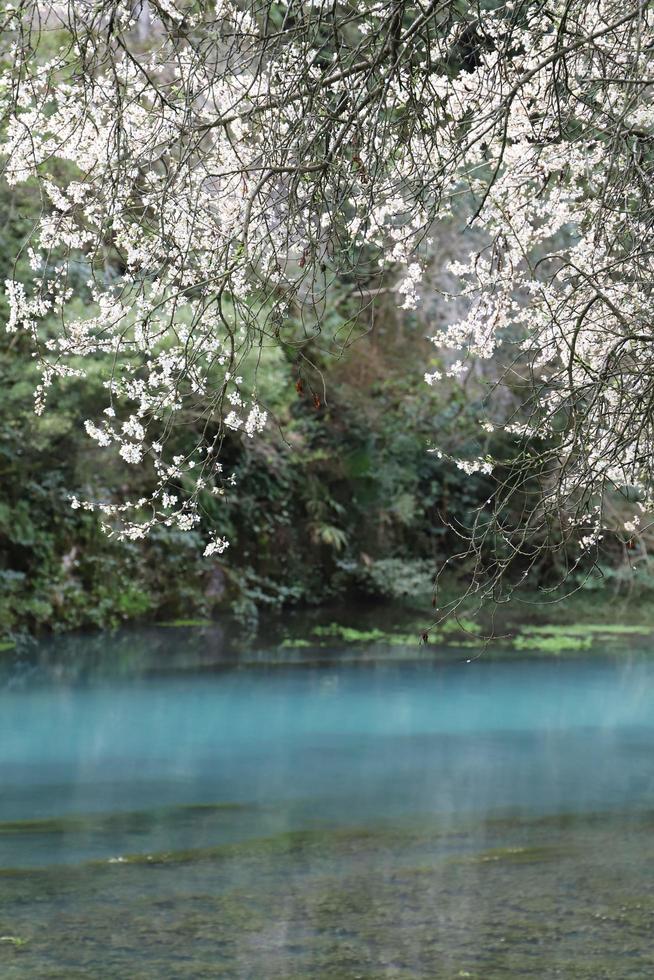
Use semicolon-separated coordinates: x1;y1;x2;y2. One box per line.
521;623;653;637
308;623;424;647
273;616;653;660
510;620;654;654
301;611;648;660
312;624;400;643
291;614;650;658
308;620;481;648
513;633;593;653
157;619;214;628
0;801;255;838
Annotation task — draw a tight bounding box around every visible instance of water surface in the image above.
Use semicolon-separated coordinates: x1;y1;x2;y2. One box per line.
1;627;653;977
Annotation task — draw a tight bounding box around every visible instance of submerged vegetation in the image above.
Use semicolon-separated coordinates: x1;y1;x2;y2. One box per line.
1;809;653;978
291;618;654;658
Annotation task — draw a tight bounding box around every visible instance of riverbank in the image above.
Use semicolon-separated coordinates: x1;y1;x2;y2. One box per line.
3;585;654;664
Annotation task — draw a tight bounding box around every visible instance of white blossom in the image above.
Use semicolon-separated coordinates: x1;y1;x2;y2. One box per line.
203;537;230;557
119;443;143;465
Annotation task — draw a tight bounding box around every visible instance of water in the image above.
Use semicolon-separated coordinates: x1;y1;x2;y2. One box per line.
1;627;654;977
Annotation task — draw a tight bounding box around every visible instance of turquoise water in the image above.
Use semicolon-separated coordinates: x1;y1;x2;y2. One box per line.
1;628;654;977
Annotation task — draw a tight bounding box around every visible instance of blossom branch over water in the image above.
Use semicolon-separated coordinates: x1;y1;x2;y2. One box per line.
1;0;652;596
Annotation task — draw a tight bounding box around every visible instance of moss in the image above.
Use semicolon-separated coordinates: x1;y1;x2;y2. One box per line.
269;610;654;659
520;623;652;637
307;621;482;648
0;641;16;653
157;619;214;628
312;624;390;642
513;633;593;653
310;624;422;646
384;633;421;646
509;620;654;655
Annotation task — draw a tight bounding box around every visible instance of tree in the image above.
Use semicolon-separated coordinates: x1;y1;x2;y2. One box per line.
1;0;652;602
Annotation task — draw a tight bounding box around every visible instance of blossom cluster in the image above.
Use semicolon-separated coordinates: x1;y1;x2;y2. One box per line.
427;1;654;556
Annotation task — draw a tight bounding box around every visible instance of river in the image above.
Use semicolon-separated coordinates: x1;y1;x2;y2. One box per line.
0;624;653;977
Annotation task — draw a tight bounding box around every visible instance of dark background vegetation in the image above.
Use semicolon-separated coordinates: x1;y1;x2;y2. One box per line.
0;170;500;638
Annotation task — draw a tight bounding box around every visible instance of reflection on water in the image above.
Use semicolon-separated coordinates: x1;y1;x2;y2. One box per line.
1;627;653;977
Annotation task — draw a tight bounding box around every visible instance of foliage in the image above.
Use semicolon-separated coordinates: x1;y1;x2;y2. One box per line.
338;558;436;601
0;186;499;636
